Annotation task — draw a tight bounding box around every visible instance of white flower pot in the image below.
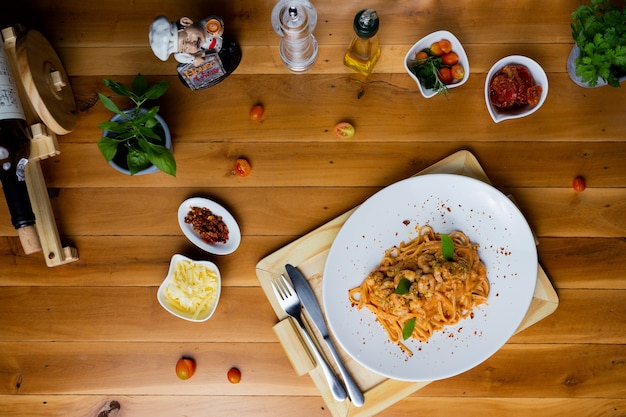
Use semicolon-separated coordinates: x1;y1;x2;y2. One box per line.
101;109;172;175
567;44;626;88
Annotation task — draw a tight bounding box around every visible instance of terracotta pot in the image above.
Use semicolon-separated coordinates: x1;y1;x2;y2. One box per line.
101;108;172;175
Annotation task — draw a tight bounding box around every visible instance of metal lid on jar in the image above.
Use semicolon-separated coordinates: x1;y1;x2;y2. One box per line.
353;9;379;38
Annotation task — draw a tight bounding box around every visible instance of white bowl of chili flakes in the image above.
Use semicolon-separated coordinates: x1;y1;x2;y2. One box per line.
177;197;241;255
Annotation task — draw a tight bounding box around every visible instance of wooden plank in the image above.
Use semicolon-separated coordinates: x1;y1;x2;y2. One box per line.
0;235;290;287
386;397;626;417
0;395;621;417
0;287;278;343
0;343;622;398
0;342;316;396
55;43;575;76
0;287;622;344
37;141;626;188
417;343;626;398
1;236;625;290
2;187;625;238
6;0;577;48
538;237;626;289
65;75;626;144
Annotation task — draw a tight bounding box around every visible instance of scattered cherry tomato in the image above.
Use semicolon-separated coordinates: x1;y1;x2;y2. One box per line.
249;104;264;121
573;176;586;192
438;39;452;54
334;122;355;139
175;357;196;380
451;64;465;82
438;67;453;84
442;52;459;66
234;158;252;177
415;50;428;63
227;367;241;384
429;41;443;56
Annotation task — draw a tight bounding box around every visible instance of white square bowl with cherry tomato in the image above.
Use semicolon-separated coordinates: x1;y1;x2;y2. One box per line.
404;30;470;98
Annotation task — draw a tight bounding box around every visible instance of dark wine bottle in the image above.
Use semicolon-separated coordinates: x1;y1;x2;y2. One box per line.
0;43;38;249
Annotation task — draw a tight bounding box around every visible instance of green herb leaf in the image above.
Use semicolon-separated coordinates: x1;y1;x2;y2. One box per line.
395;278;411;295
409;51;449;97
127;147;151;175
97;93;123;116
441;233;454;261
103;79;132;98
97;137;121;162
402;318;416;340
144;81;170;100
131;73;148;97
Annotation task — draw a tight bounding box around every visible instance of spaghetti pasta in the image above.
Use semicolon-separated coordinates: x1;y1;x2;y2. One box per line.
348;225;489;356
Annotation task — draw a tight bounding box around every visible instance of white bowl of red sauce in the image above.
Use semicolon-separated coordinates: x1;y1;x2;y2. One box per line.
485;55;548;123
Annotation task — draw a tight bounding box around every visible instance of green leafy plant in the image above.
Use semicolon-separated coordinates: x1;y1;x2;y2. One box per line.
98;73;176;176
571;0;626;87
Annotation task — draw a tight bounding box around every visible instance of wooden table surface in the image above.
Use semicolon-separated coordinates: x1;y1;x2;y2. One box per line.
1;1;625;416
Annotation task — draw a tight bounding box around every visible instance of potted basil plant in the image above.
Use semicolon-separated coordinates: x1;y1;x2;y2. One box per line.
98;73;176;176
568;0;626;88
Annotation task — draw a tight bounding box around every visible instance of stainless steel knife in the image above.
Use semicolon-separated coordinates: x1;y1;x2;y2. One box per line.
286;264;365;407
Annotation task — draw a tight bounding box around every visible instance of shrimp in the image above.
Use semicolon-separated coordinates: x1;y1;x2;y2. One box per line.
417;274;436;296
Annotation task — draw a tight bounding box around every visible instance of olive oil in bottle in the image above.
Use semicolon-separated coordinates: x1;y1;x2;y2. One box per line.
343;9;380;76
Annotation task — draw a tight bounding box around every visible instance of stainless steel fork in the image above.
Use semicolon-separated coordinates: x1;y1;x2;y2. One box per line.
271;275;348;402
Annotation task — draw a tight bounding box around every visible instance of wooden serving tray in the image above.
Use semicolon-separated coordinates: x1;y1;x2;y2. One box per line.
255;150;559;417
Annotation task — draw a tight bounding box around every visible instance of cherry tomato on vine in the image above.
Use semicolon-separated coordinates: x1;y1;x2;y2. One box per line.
442;52;459;66
234;158;252;177
249;104;264;121
573;176;586;192
175;358;196;380
451;64;465;82
438;39;452;54
438;67;453;84
227;367;241;384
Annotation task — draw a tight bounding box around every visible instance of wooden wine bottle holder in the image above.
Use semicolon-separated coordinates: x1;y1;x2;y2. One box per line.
2;25;78;266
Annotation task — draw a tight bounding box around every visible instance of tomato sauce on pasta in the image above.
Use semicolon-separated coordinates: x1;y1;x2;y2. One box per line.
348;225;489;356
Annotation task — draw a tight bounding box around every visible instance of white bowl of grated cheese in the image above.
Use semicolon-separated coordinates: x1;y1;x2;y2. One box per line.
158;254;222;322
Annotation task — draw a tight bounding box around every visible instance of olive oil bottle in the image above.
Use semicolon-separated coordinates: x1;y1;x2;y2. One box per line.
343;9;380;76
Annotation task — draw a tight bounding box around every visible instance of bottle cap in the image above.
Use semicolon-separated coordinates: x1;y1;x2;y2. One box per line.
353;9;379;38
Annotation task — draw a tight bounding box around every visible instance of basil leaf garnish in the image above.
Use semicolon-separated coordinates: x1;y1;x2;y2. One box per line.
402;317;417;340
395;277;411;295
441;233;454;261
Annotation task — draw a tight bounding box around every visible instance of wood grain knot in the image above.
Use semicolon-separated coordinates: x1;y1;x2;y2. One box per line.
97;400;120;417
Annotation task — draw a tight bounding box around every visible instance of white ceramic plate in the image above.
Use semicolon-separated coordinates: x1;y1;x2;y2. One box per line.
178;197;241;255
157;254;221;322
404;30;470;98
322;174;537;382
485;55;548;123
